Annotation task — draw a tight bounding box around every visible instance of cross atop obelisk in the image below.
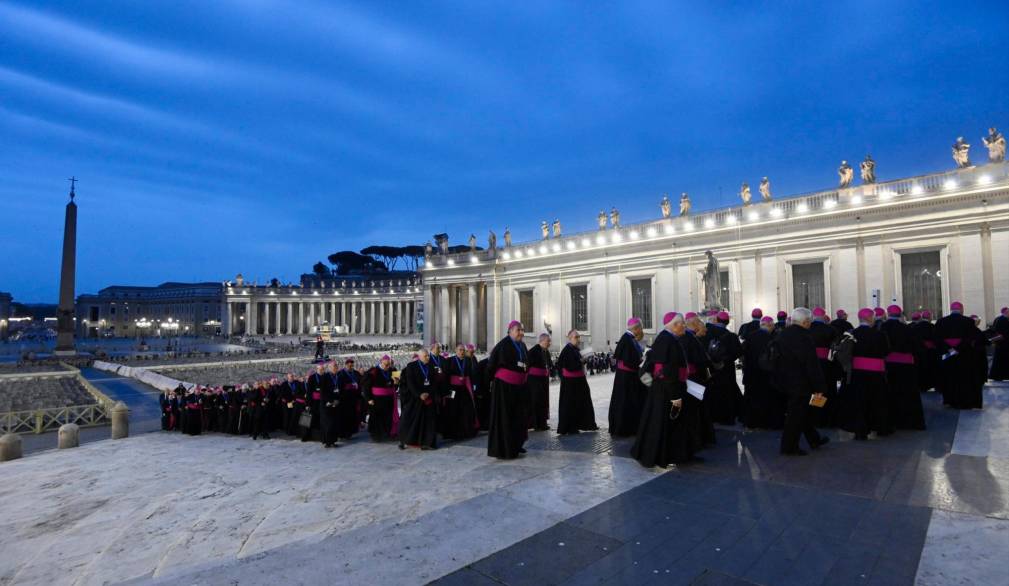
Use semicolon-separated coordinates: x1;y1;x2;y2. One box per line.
54;178;79;355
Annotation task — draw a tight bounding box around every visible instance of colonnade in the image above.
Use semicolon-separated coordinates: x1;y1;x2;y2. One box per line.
424;282;486;349
224;297;417;336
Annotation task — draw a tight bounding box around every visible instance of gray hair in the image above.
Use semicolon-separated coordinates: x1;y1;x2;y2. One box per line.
538;333;551;342
791;307;812;323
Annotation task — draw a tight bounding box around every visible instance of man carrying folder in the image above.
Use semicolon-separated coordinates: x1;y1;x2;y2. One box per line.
773;307;830;456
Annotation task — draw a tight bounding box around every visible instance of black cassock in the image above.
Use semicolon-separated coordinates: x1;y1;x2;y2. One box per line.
184;393;203;436
831;318;854;335
283;380;304;436
809;320;840;428
159;392;174;431
880;318;926;430
473;357;492;431
910;320;940;392
680;332;715;449
990;314;1009;381
703;324;743;426
527;344;552;431
398;360;438;448
487;336;529;459
772;325;826;454
441;355;479;440
304;372;325;441
362;366;398;442
557;343;598;435
336;369;362;439
319;372;340;446
608;331;646;437
934;313;983;409
631;329;694;467
839;325;892;439
741;328;785;429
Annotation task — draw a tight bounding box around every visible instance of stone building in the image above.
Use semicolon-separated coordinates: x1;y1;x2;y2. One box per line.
222;274;422;336
75;282;224;338
423;161;1009;350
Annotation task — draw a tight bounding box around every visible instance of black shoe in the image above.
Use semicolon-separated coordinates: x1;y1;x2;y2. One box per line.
811;437;830;449
518;448;527;454
781;449;808;456
398;443;406;450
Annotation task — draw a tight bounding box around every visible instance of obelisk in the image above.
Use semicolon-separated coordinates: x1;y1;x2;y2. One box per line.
54;177;78;355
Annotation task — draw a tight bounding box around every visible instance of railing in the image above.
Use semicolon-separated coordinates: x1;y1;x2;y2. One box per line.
1;403;110;434
424;161;1009;267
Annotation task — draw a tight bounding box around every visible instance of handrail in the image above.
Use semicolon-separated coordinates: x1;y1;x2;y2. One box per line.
0;403;111;434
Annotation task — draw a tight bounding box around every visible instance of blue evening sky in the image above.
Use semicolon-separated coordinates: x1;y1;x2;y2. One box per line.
1;1;1006;302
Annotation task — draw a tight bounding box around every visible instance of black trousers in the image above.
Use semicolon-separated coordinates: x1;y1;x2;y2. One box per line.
781;393;822;453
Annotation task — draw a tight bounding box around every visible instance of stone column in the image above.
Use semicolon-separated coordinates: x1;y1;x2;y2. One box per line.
438;286;451;344
468;284;478;344
309;302;316;330
263;301;271;335
424;287;435;342
274;302;281;335
223;302;232;336
378;301;385;334
0;433;22;461
351;302;358;334
58;423;79;449
245;300;253;335
287;302;293;334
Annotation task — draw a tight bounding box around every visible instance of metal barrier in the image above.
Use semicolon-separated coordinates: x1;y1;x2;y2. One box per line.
1;403;110;434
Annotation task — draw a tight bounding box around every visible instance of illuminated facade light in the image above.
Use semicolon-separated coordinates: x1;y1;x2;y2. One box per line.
595;235;606;245
684;221;695;231
911;184;924;195
823;199;837;209
470;256;479;264
581;237;591;247
527;248;536;256
770;207;783;218
503;252;511;260
703;218;714;229
611;232;622;243
943;179;957;190
629;230;640;239
850;194;863;205
538;245;547;254
646;227;657;237
664;224;675;235
447;259;456;266
978;174;992;185
566;241;576;250
725;215;737;225
748;210;760;221
552;243;561;252
796;202;809;213
515;250;524;258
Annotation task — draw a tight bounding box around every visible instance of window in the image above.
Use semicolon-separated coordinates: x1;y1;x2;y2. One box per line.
110;306;116;315
901;251;942;318
791;262;825;309
719;270;732;312
630;278;653;329
570;285;588;331
89;307;99;321
518;290;534;331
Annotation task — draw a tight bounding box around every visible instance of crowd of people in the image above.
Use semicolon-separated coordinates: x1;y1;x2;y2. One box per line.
159;304;1008;468
615;303;1007;468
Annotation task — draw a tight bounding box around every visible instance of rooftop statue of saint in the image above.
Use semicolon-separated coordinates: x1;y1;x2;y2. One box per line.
760;176;772;201
488;230;497;251
660;194;671;218
860;154;876;184
597;210;607;230
552;219;562;238
541;221;549;240
679;192;691;216
702;250;722;310
469;234;477;251
983;127;1006;163
504;227;512;247
952;136;971;168
610;207;620;229
739;182;752;205
838;160;854;188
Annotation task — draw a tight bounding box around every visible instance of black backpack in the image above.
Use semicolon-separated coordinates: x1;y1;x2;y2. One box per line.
830;331;857;381
758;339;780;373
707;336;727;370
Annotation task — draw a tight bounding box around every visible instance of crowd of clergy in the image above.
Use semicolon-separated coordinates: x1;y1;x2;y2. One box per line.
160;303;1009;468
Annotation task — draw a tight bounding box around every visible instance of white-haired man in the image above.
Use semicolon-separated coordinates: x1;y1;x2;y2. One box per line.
631;311;695;467
773;308;829;455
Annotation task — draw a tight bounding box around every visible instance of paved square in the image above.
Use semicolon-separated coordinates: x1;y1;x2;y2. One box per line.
2;375;1007;585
